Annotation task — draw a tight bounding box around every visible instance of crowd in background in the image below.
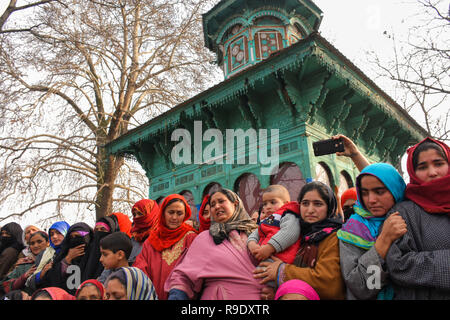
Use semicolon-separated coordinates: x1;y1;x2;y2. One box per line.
0;135;449;300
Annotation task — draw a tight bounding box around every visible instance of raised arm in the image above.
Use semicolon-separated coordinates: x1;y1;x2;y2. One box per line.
332;134;370;172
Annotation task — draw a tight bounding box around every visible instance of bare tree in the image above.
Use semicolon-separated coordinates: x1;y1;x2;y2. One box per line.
368;0;449;141
0;0;221;224
0;0;59;33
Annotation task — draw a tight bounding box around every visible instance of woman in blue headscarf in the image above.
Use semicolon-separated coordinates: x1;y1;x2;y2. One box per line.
337;163;407;300
25;221;70;293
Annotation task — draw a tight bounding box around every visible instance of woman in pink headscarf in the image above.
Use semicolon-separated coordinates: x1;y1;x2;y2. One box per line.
31;287;75;300
275;279;320;300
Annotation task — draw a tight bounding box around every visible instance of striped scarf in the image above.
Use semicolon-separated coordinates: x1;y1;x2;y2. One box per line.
120;267;157;300
336;202;386;250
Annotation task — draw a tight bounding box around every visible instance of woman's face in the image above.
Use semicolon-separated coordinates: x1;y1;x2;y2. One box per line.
77;285;103;300
49;229;65;247
1;230;10;238
300;190;328;223
29;233;49;256
132;208;144;218
94;224;109;233
210;192;237;223
202;204;211;220
106;278;127;300
163;201;186;229
415;148;449;182
360;175;395;217
24;226;39;244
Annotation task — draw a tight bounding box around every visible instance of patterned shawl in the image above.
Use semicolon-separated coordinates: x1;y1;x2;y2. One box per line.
108;267;157;300
208;188;258;245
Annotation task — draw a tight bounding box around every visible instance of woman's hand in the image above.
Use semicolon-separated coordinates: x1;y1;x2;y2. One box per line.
375;212;407;259
253;257;283;285
40;262;53;277
65;244;85;264
379;212;407;243
24;266;37;278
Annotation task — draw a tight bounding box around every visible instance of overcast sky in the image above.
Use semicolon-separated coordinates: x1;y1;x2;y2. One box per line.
0;0;434;227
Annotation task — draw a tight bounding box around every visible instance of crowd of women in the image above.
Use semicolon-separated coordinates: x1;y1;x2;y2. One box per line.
0;135;448;300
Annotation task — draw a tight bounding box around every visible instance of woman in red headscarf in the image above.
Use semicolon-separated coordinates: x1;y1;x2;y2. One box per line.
132;194;197;300
110;212;132;238
386;137;450;299
198;194;211;233
128;199;160;265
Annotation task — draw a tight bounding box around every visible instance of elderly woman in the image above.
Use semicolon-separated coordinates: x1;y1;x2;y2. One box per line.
133;194;197;300
165;188;264;300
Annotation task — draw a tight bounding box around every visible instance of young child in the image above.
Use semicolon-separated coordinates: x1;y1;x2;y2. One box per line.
247;185;301;266
97;232;132;284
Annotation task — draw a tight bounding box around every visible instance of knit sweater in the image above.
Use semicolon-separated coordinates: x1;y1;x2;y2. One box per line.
385;200;450;299
339;240;389;299
281;232;346;300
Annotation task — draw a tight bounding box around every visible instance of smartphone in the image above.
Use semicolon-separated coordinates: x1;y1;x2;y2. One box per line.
313;138;345;156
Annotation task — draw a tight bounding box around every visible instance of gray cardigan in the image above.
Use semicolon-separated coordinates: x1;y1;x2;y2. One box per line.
385;200;450;300
339;240;389;300
247;213;300;253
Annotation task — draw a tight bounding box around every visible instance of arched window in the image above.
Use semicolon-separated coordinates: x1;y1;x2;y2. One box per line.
315;162;334;187
179;190;198;223
338;170;354;199
270;162;306;202
202;182;222;198
234;173;262;216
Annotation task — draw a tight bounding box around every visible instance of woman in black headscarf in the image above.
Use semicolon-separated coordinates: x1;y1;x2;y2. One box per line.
83;216;120;281
0;222;25;279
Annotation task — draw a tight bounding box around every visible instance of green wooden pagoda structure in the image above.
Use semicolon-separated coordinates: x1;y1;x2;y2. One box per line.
106;0;427;219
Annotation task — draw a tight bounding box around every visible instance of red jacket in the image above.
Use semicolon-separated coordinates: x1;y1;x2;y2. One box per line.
258;202;301;264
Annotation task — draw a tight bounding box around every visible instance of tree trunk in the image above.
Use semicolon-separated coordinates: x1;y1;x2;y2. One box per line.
96;152;124;221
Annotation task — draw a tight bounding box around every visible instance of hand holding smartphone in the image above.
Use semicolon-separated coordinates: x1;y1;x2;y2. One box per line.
313;138;345;156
